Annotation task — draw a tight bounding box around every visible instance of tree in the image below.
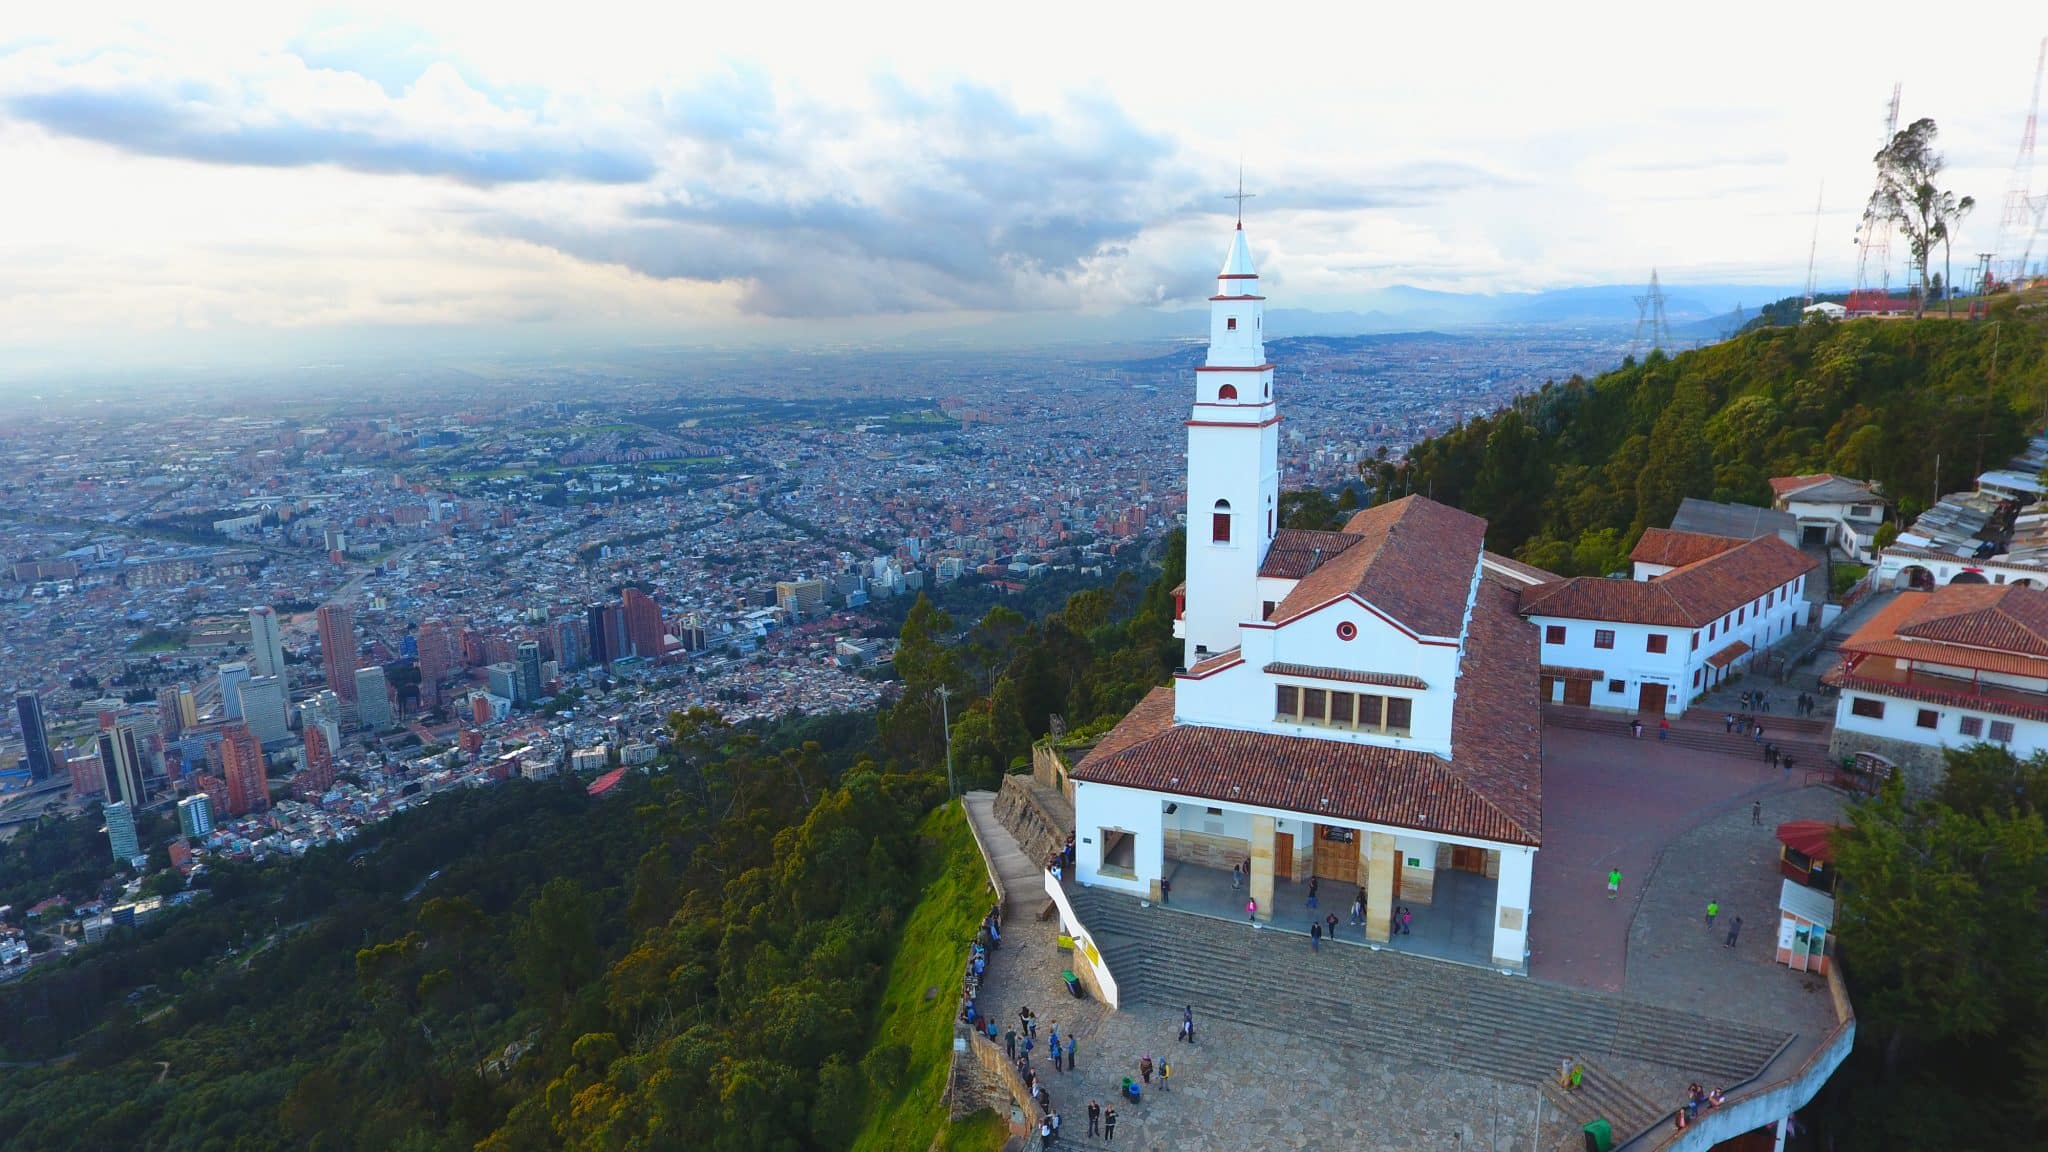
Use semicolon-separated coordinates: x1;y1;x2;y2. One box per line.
1871;118;1975;318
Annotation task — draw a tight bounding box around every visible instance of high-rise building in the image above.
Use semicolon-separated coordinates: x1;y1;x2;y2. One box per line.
237;675;290;746
301;718;339;796
678;613;707;652
775;578;828;620
98;727;146;810
248;605;287;679
175;687;198;730
317;603;357;703
219;722;269;816
622;588;665;660
586;603;626;666
177;793;214;838
517;641;543;703
68;750;106;797
487;662;520;703
550;618;584;670
417;618;454;709
352;665;392;730
104;800;140;864
14;691;52;783
218;662;252;720
155;687;185;743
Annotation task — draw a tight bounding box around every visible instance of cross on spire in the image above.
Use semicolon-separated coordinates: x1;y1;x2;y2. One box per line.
1225;165;1255;228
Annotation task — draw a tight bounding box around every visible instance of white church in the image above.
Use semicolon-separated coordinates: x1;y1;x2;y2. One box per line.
1072;222;1544;971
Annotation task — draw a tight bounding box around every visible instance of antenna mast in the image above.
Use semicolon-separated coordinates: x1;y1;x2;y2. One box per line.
1803;181;1825;307
1853;82;1903;312
1994;37;2047;288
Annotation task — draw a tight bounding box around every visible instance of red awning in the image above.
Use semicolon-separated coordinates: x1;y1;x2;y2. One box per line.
1776;820;1838;863
1706;641;1752;669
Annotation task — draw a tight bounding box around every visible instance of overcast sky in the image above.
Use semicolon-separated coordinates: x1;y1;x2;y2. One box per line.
1;2;2043;374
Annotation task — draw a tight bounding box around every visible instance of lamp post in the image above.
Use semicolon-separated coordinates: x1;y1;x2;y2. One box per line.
936;684;955;800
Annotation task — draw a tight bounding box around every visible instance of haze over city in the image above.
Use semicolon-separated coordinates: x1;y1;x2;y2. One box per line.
2;0;2043;382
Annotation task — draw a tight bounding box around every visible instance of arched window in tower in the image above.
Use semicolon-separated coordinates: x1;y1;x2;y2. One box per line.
1212;500;1233;544
1218;383;1238;401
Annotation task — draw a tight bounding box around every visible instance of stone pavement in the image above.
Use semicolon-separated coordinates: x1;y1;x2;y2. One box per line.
1531;726;1804;992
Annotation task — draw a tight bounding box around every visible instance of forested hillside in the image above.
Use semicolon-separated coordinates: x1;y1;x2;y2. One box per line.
0;542;1186;1152
1366;303;2048;575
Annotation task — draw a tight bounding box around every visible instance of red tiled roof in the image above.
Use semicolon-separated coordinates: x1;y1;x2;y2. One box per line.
1768;474;1838;500
1270;496;1486;638
1259;529;1365;579
1896;584;2048;656
1706;640;1752;669
1776;820;1839;863
1519;534;1816;628
1263;662;1429;691
1539;664;1605;680
1630;528;1746;569
1075;580;1540;846
587;767;628;796
1837;589;2048;677
1181;648;1244;678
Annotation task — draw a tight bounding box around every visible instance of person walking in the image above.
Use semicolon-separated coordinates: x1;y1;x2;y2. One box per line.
1752;800;1762;826
1400;907;1413;935
1570;1061;1584;1092
1039;1118;1051;1150
1160;1059;1172;1092
1104;1106;1117;1143
1006;1027;1017;1058
1051;1111;1062;1143
1753;722;1764;744
1658;717;1670;742
1231;861;1242;890
1705;900;1719;926
1310;920;1322;952
1088;1100;1100;1138
1326;911;1339;941
1350;891;1364;927
1049;1026;1061;1072
1067;1035;1077;1071
1723;712;1736;734
1783;754;1796;778
1607;867;1622;899
1307;876;1319;909
1724;916;1743;949
1631;718;1643;739
1183;1005;1196;1045
1139;1055;1153;1085
1247;896;1258;925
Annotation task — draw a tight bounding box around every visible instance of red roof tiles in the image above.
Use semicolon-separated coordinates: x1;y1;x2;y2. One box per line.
1270;496;1486;638
1519;534;1816;628
1835;586;2048;678
1630;528;1746;570
1074;580;1540;846
1259;529;1365;579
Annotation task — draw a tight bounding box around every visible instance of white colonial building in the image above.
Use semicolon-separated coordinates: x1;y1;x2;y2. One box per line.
1824;583;2048;783
1073;223;1543;971
1769;473;1887;563
1517;528;1816;715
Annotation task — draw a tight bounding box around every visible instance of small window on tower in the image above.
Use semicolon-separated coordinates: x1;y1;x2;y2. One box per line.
1227;317;1238;331
1212;500;1232;544
1218;384;1239;400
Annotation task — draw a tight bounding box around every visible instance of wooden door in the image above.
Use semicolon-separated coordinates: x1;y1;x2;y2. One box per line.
1450;846;1485;873
1637;683;1667;715
1313;826;1359;885
1564;677;1593;707
1539;676;1557;704
1273;831;1294;882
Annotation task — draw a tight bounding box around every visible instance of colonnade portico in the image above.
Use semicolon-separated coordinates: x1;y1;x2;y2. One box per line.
1078;782;1535;970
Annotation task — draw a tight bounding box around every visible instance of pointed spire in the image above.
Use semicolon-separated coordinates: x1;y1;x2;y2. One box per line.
1219;227;1257;280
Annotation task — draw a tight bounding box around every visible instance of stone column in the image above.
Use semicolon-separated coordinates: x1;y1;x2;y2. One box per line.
1249;814;1275;921
1365;831;1395;942
1491;845;1533;970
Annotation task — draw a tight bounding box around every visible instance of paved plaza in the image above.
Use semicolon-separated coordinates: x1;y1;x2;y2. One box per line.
963;719;1852;1151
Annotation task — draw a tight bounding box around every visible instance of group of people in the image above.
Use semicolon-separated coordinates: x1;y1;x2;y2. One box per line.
1672;1083;1727;1129
1048;833;1077;883
959;903;1003;1032
1004;1005;1083;1148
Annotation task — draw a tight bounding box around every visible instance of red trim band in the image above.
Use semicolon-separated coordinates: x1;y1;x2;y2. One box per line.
1210;295;1266;301
1195;364;1274;372
1218;273;1258;280
1185;415;1281;428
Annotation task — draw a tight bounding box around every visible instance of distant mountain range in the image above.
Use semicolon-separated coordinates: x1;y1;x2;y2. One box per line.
918;282;1799;348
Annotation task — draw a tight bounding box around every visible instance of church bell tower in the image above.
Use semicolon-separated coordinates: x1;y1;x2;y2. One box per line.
1182;221;1280;667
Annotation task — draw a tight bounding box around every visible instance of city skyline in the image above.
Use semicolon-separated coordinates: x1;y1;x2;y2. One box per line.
1;1;2042;380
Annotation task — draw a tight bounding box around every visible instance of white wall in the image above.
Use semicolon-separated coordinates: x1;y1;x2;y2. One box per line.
1532;572;1807;714
1832;689;2048;760
1073;781;1166;897
1044;868;1120;1009
1877;549;2048;590
1492;846;1534;968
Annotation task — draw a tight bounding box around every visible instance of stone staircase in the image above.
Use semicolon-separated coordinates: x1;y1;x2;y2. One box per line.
1543;705;1831;766
1069;886;1790;1134
1540;1058;1671;1143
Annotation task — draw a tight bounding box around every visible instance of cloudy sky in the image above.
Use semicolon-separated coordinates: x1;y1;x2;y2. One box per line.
0;1;2042;375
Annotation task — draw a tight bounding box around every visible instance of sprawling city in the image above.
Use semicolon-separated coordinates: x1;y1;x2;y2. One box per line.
2;6;2046;1152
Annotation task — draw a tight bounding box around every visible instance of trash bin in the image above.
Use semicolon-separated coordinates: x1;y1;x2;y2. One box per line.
1062;970;1082;998
1581;1118;1613;1152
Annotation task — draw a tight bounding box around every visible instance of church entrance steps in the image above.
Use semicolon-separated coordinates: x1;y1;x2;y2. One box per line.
1540;1058;1670;1142
1070;886;1790;1094
1678;707;1831;739
1542;705;1831;764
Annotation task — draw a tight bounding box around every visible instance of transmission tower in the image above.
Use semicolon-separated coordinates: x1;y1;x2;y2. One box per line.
1853;82;1903;311
1802;181;1825;307
1993;37;2046;288
1631;269;1670;357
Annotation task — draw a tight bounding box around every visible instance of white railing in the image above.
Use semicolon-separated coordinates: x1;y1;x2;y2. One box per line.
1041;869;1120;1009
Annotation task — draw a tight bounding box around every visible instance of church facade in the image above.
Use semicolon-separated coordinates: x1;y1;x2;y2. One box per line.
1071;223;1544;971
